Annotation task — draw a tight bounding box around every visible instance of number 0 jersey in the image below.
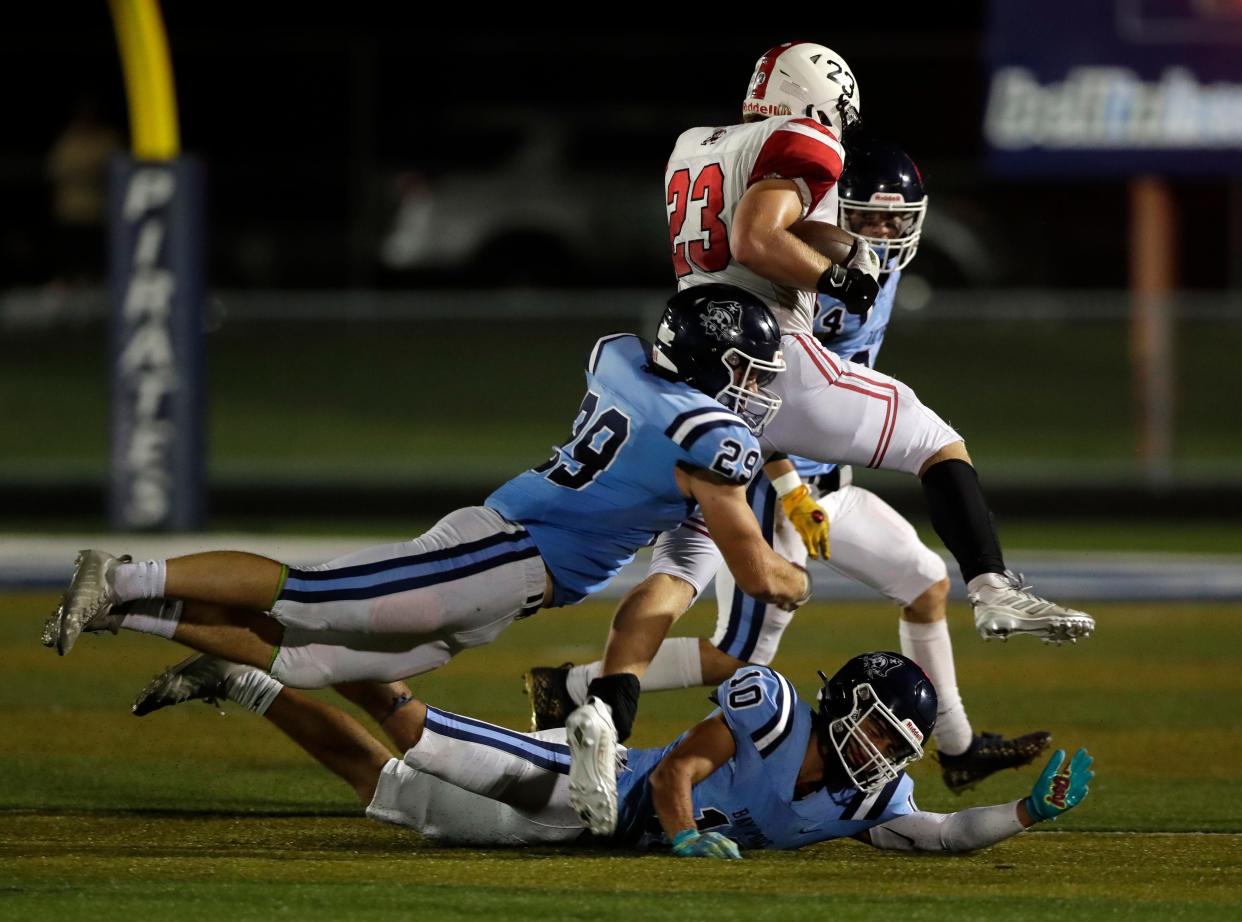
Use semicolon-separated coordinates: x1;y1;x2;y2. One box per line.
666;116;846;336
614;665;917;849
792;268;902;482
486;334;761;607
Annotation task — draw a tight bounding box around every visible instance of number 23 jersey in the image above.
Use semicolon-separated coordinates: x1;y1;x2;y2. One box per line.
615;665;917;850
666;116;846;336
486;334;761;607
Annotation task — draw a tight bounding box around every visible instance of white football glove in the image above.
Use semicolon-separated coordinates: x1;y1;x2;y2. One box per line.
847;237;882;280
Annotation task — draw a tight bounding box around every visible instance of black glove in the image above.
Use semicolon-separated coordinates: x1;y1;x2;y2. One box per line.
816;264;879;317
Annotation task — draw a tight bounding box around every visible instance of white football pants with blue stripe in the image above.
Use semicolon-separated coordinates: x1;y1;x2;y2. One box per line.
366;706;600;845
269;507;547;687
652;476;946;665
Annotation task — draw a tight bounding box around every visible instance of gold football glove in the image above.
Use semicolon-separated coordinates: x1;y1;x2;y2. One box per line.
780;484;829;560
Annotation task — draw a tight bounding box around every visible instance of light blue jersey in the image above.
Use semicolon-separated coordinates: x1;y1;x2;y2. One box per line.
487;334;761;607
793;268;902;481
614;665;916;849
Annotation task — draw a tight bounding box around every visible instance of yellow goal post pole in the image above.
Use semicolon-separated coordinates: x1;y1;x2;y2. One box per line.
109;0;180;160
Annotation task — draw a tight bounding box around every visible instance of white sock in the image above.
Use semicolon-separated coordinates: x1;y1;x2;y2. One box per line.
566;638;704;706
113;559;167;602
635;637;703;691
566;663;598;707
899;618;973;756
119;599;183;640
225;669;284;716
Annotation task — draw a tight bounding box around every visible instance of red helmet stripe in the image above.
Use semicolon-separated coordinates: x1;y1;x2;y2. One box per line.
750;41;808;101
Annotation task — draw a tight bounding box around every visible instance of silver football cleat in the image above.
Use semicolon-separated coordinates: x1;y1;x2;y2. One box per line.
44;550;128;656
565;697;621;837
41;597;183;651
970;571;1095;645
132;653;246;717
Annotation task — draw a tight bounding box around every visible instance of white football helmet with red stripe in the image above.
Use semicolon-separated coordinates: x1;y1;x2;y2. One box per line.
743;42;861;135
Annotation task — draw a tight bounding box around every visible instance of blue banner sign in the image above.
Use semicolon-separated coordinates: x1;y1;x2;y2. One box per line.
107;156;205;530
985;0;1242;175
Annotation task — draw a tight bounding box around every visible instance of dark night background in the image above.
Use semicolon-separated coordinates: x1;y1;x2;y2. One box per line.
3;8;1237;293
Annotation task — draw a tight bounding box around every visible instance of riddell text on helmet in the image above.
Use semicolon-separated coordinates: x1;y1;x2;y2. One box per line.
743;102;793;117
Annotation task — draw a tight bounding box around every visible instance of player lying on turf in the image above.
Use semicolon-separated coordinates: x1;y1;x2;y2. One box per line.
529;136;1051;796
129;649;1092;856
42;283;810;689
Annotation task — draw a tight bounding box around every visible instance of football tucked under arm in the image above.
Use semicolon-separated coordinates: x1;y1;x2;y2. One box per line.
788;219;882;280
786;219;859;267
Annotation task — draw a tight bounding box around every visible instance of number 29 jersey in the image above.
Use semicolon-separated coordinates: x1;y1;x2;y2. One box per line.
666;116;846;336
486;334;761;607
614;665;917;850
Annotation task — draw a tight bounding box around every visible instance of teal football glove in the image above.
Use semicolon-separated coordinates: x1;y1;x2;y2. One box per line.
670;829;742;860
1026;748;1094;822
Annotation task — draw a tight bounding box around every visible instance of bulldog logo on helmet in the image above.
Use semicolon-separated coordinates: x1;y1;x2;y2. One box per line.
700;301;743;340
860;652;905;679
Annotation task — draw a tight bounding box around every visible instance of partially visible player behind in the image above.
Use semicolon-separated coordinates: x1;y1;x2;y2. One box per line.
532;137;1050;794
128;649;1093;856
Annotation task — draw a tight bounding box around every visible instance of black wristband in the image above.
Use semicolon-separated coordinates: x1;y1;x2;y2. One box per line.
815;264;847;295
586;673;641;743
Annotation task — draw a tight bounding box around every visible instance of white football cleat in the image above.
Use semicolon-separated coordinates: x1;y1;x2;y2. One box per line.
44;550;128;656
132;653;249;717
969;571;1095;645
565;697;621;837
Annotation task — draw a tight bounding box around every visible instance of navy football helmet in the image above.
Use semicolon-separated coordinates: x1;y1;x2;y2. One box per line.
652;284;785;435
839;136;927;272
815;651;938;793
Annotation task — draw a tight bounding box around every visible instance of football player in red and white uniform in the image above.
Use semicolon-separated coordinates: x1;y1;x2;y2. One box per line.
565;41;1094;835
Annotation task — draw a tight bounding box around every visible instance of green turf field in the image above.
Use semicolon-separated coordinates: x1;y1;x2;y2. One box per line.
2;590;1240;920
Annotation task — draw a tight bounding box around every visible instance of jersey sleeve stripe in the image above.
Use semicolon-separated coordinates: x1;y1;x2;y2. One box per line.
839;789;868;820
791;177;813;212
751;672;794;757
665;407;742;442
748;127;844;212
842;772;905;821
844;785;882;821
863;775;906;820
678;418;741;451
588;333;632;374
